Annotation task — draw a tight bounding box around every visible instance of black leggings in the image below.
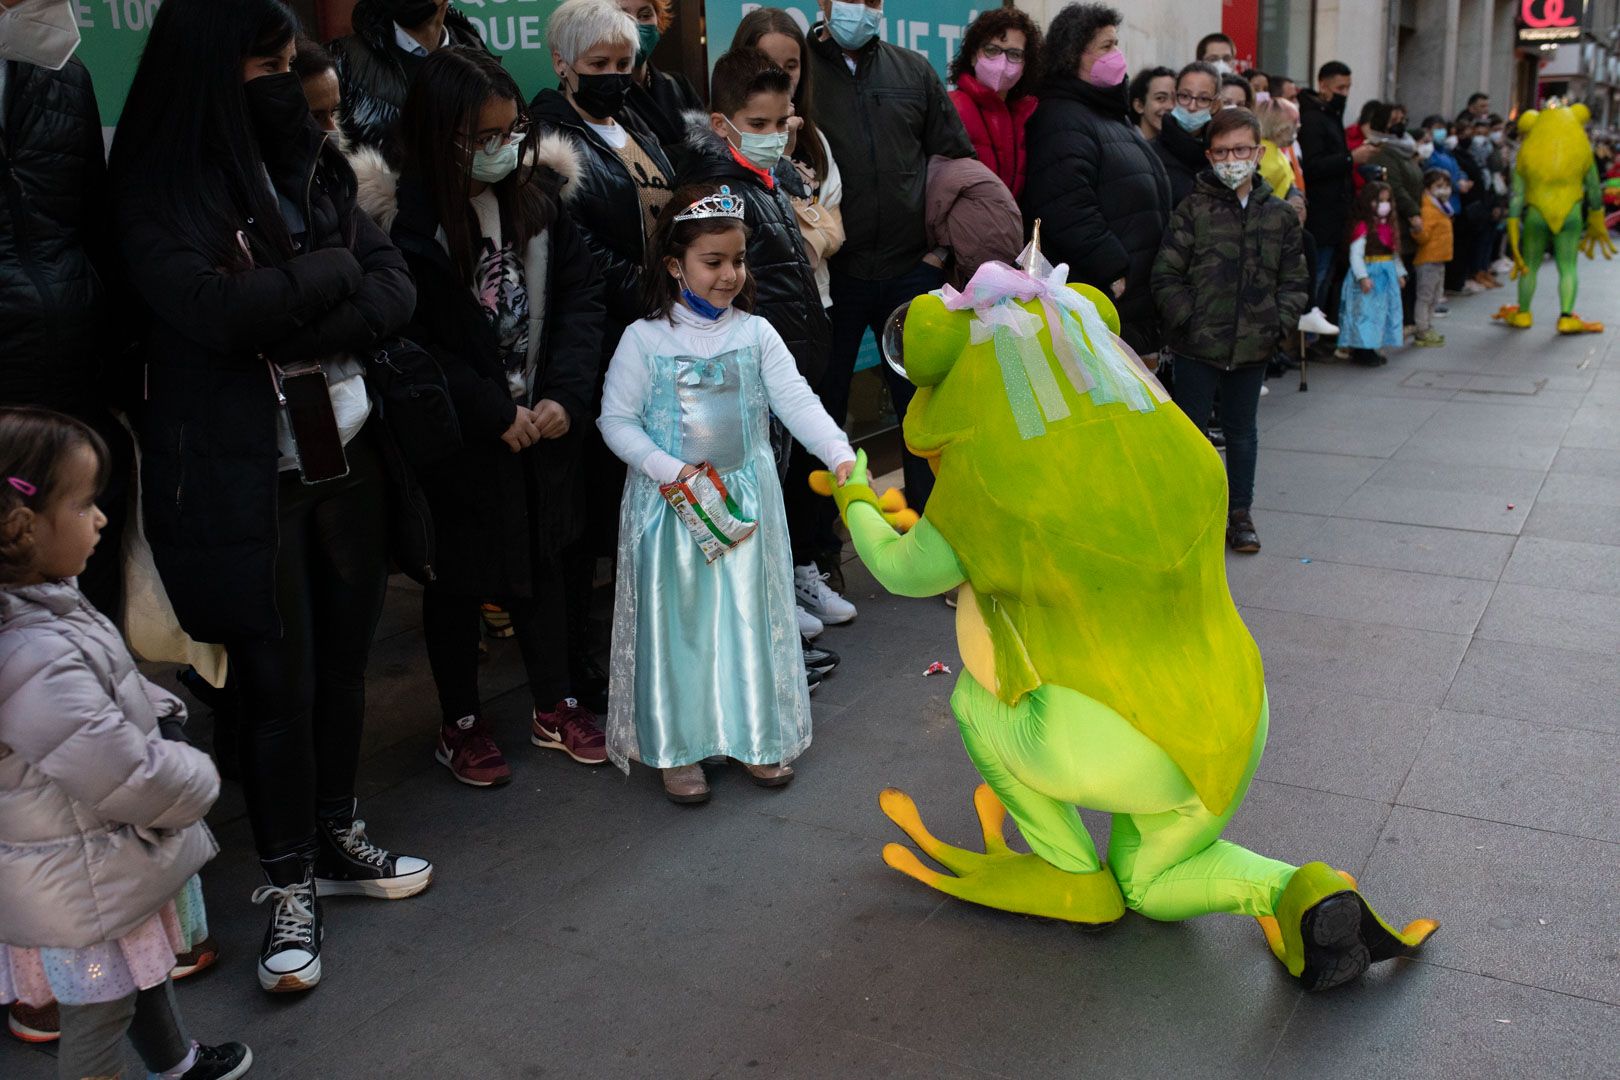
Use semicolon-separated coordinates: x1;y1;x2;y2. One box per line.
227;432;389;860
56;980;190;1080
422;553;572;723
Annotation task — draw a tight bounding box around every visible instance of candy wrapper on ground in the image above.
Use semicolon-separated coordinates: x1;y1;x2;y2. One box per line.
659;464;757;563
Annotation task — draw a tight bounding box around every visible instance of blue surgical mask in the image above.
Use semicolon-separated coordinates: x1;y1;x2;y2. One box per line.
725;118;789;171
470;140;520;184
681;288;727;320
828;0;880;52
1172;104;1211;132
1431;126;1447;142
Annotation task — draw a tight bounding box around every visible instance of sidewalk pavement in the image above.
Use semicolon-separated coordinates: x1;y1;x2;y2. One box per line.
5;260;1618;1079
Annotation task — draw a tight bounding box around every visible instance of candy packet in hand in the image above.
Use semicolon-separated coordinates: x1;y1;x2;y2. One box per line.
660;463;757;563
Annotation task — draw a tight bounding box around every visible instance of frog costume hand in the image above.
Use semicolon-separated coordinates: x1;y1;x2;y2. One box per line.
818;246;1436;990
1492;104;1611;333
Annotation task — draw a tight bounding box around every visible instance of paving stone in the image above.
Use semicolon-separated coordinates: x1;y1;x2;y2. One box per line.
1358;806;1620;1005
1521;496;1620;545
1256;690;1436;804
1547;445;1620;479
1251;449;1384;516
1475;581;1620;656
1262;396;1444;458
1241;607;1471;708
1444;637;1620;734
1398;711;1620;844
1332;458;1542;534
1259;515;1515;580
1226;555;1493;635
1501;534;1620;598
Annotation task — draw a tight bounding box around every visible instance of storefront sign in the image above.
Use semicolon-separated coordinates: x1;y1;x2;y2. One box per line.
74;0;163;124
452;0;564;97
705;2;984;77
1517;0;1586;47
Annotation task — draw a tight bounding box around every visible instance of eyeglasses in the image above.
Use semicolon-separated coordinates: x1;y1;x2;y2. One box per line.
1175;91;1217;109
981;43;1026;64
461;119;531;156
1207;144;1260;161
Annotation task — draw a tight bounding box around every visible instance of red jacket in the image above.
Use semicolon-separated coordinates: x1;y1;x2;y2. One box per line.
949;73;1038;198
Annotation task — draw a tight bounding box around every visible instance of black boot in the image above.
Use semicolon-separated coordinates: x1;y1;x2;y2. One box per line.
251;850;321;993
1226;509;1261;554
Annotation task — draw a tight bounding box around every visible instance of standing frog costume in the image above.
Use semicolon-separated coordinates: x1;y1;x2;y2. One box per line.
1491;103;1617;333
814;243;1437;991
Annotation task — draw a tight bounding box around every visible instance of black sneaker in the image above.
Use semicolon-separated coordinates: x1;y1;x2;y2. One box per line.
314;809;433;901
803;637;840;676
182;1041;254;1079
1207;427;1227;448
807;669;824;695
250;856;321;993
1226;509;1261;554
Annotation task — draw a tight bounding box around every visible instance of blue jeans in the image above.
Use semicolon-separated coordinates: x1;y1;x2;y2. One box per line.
826;261;946;516
1169;358;1266;512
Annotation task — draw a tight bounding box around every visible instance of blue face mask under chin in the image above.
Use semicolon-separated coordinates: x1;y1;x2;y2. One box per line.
681;288;727;321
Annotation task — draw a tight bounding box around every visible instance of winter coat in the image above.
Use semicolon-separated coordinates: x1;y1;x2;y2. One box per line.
1428;146;1464;214
1369;131;1423;253
625;65;706;169
948;74;1038;198
807;25;973;282
356;137;607;595
329;1;489;152
1151;171;1310;372
675;120;830;388
0;582;218;950
1023;74;1171;356
115;127;415;642
1296;90;1355;248
1414;196;1454;265
1259;139;1296;201
1152;114;1207;207
0;57;130;414
925;154;1024;290
531;88;674;359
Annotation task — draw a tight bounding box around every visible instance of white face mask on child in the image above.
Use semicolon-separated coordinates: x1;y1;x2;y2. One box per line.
1376;201;1392;217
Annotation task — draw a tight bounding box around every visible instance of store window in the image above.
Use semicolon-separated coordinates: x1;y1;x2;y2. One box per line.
1257;0;1313;81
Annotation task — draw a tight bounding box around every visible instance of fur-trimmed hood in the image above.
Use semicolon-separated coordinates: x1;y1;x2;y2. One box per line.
349;131;585;232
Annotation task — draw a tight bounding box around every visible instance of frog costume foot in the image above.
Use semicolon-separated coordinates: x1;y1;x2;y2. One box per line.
1255;862;1439;991
879;786;1126;927
1492;304;1533;328
1557;313;1604;334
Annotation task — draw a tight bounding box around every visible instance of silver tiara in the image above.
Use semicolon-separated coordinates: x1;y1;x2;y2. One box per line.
674;185;746;223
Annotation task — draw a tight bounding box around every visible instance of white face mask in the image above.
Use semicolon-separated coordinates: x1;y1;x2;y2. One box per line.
1376;201;1392;217
0;0;81;70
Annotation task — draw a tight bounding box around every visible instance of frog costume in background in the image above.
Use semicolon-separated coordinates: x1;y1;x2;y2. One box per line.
1492;103;1617;333
814;247;1437;991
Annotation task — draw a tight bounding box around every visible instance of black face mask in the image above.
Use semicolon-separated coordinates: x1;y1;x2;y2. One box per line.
1326;92;1347;117
569;71;632;120
244;72;316;156
380;0;444;30
1389;121;1407;137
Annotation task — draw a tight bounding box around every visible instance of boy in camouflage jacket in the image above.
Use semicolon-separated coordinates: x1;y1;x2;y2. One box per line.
1151;108;1310;554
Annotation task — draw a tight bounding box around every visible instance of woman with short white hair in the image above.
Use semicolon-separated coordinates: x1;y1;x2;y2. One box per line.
532;0;677;700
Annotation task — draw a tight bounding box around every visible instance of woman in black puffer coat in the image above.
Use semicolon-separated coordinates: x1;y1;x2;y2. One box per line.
1023;3;1170;356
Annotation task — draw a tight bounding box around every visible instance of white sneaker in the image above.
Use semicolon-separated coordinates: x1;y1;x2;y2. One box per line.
1491;257;1514;275
1461;279;1486;294
1260;384;1270;396
796;604;824;640
1298;307;1339;335
794;563;857;624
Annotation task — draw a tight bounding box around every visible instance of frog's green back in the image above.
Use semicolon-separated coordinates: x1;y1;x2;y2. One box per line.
903;293;1265;815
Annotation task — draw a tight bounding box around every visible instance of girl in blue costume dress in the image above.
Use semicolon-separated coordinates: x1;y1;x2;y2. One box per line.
599;184;855;804
1338;180;1408;365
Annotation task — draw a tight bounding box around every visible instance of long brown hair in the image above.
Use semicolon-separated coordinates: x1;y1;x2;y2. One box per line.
732;7;826;179
0;409;109;585
642;184;755;322
397;48;557;286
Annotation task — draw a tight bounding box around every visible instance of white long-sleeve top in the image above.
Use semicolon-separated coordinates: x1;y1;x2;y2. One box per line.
599;304;856;485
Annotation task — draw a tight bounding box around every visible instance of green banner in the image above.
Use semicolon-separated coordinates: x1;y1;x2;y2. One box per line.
451;0;564;99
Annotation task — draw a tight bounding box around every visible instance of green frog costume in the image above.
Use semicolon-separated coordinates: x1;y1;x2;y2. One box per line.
816;247;1437;990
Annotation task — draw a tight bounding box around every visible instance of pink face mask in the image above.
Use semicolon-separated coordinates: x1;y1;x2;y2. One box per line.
974;52;1024;95
1255;90;1272;105
1087;48;1128;87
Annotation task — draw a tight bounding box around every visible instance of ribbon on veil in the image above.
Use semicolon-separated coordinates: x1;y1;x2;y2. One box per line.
938;246;1168;439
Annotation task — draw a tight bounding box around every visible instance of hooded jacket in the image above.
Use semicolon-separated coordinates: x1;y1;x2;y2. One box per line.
675;117;830;388
1151;171;1310;371
807;25;973;281
115;126;416;642
925;154;1024;290
354;135;607;593
948;73;1038;198
1152;112;1208;207
1023;74;1171;355
0;582;219;950
531;88;674;357
0;57;131;415
1367;130;1424;253
329;1;489;152
1296;89;1355;247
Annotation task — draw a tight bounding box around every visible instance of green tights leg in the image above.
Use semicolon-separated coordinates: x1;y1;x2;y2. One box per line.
1517;205;1585;315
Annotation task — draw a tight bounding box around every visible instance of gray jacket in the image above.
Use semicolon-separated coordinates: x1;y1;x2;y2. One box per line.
0;582;218;949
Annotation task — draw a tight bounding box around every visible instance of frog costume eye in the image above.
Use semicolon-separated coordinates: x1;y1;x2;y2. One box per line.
881;295;969;387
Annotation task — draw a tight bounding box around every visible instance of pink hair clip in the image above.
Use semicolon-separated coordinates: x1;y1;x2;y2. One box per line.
7;477;37;497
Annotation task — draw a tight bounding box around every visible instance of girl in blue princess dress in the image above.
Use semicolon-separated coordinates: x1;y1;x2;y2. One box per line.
598;184;855;804
1337;180;1408;366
